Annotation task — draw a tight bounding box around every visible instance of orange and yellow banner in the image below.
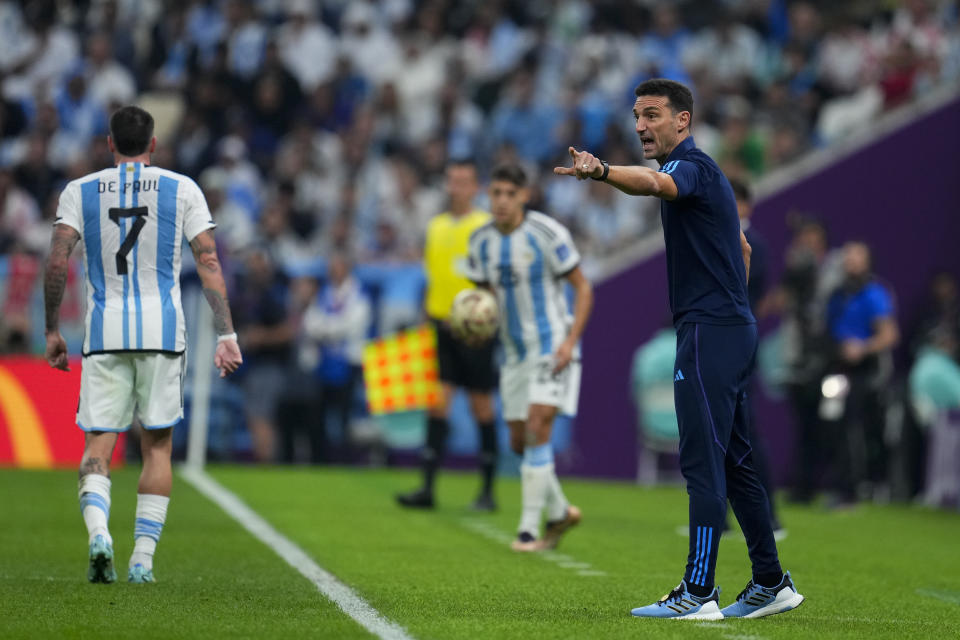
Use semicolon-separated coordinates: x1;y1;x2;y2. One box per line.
0;357;125;468
362;325;442;415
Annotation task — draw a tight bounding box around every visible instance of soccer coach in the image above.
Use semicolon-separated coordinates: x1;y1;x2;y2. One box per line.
555;79;803;620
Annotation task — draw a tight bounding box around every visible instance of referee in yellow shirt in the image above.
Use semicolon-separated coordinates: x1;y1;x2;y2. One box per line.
397;160;499;511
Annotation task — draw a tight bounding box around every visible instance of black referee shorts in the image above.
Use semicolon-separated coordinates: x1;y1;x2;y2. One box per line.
432;318;497;392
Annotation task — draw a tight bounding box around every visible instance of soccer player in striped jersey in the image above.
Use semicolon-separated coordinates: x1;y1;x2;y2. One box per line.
464;163;593;551
43;106;243;584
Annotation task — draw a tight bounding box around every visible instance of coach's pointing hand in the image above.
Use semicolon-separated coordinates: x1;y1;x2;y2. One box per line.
554;147;601;180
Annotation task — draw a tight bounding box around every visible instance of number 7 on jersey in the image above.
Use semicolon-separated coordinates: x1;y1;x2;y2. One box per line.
109;206;148;275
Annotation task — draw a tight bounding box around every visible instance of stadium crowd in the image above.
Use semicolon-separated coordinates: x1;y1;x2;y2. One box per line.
2;0;959;276
0;0;959;500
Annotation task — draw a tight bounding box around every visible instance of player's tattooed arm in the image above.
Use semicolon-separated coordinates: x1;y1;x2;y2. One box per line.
44;224;81;332
204;287;233;335
189;229;235;335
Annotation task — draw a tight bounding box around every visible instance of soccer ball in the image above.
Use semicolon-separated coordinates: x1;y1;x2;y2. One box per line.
449;288;499;343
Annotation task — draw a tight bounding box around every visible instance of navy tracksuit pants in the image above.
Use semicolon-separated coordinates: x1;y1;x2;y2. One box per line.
674;322;781;590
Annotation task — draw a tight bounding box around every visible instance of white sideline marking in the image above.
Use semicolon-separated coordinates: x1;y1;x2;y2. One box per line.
916;588;960;606
459;518;608;577
540;553;574;563
695;622;770;639
181;468;414;640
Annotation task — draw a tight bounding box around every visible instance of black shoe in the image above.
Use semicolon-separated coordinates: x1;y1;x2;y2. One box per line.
470;493;497;512
396;488;435;509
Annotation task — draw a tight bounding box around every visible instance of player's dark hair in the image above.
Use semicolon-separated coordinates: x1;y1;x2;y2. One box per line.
490;163;527;187
109;105;154;156
635;78;694;120
729;178;751;203
448;158;477;171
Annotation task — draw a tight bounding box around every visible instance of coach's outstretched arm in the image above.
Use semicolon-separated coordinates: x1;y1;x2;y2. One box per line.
558;146;755;284
554;147;680;200
43;224;82;371
554;266;593;374
190;229;243;377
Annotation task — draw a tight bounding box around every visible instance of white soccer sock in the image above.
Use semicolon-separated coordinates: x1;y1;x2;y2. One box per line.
518;443;553;537
78;474;112;545
129;494;169;571
545;468;570;522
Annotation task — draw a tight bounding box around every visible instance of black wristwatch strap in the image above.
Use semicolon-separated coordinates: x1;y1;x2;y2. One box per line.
592;160;610;182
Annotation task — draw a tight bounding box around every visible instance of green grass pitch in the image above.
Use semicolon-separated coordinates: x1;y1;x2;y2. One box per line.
1;465;958;639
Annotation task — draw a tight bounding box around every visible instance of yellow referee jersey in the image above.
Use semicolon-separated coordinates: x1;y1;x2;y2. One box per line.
424;209;491;320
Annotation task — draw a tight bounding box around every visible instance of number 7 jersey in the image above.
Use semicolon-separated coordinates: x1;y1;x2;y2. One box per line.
55;162;216;355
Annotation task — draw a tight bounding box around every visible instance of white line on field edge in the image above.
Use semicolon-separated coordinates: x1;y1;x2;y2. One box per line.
459;518;608;577
693;622;769;640
181;467;414;640
916;588;960;606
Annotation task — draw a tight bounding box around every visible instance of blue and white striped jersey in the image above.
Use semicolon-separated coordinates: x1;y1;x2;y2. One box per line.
55;163;216;355
464;211;581;365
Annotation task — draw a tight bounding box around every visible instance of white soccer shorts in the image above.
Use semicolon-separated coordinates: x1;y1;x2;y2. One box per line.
77;352;185;431
500;355;581;422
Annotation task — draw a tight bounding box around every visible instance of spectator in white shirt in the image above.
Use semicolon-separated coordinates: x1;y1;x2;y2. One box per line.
277;0;338;92
339;2;401;86
85;32;136;109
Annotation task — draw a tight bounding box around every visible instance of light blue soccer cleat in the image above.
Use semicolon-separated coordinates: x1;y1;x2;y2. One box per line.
720;571;804;618
87;535;117;584
630;580;723;620
127;563;156;584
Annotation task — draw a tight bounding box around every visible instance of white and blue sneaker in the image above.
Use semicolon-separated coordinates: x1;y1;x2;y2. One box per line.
87;535;117;584
631;580;723;620
720;571;804;618
128;563;155;584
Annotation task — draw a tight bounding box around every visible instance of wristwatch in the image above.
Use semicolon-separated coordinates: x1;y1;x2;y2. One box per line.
591;160;609;182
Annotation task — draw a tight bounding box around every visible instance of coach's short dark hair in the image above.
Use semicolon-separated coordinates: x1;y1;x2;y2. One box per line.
728;178;751;203
490;163;527;187
635;78;694;120
109;106;154;156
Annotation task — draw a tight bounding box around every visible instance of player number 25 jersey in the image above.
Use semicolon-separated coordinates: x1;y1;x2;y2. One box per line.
464;211;581;365
55;162;216;355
